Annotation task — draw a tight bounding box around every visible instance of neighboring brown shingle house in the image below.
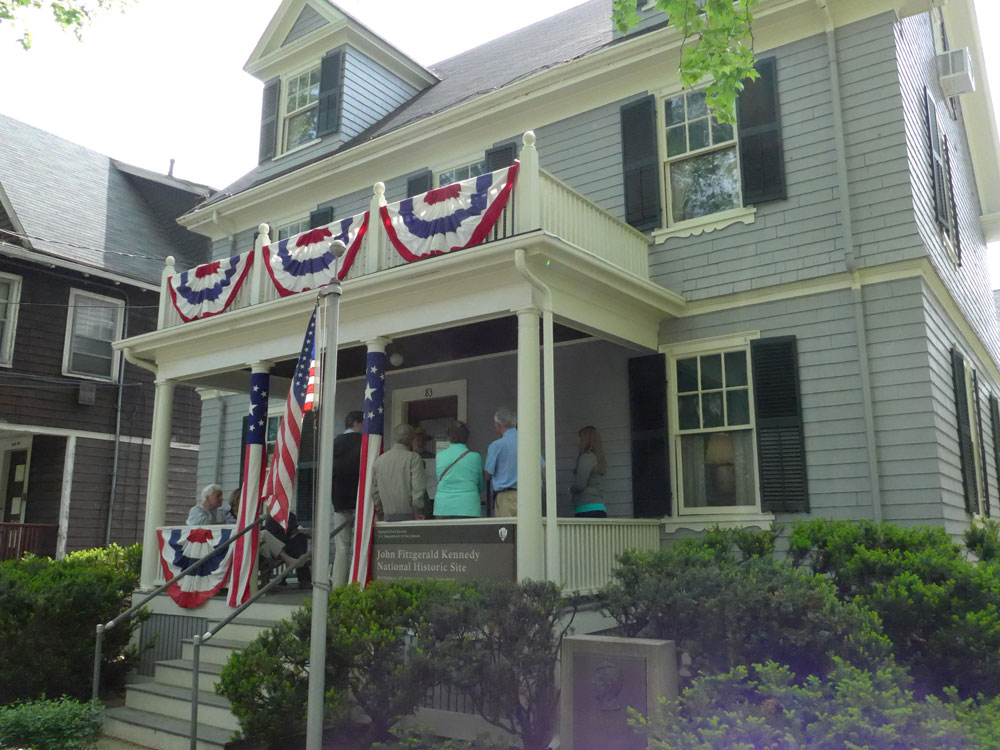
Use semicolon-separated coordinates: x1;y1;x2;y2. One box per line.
0;112;212;557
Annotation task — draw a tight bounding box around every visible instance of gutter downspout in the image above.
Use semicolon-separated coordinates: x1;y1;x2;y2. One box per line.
105;309;130;545
817;0;883;522
514;248;560;584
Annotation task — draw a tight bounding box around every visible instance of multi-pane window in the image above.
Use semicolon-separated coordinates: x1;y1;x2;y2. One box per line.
438;159;488;187
0;273;21;367
674;350;757;511
64;289;123;380
277;219;309;241
662;90;741;224
283;66;320;152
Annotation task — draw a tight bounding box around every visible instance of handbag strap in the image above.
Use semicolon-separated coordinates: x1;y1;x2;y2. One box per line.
439;449;471;482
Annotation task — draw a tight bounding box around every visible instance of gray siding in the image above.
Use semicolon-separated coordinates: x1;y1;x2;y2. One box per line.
895;13;1000;367
197;393;249;492
341;47;419;142
649;26;842;298
282;5;327;47
536;98;633;221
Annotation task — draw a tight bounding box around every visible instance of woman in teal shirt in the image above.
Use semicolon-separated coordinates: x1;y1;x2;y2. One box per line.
571;425;608;517
434;420;485;518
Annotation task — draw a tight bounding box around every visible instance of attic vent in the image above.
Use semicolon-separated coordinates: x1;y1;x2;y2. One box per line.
937;48;975;98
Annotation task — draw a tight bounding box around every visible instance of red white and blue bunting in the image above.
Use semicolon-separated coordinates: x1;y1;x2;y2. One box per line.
262;211;369;297
380;162;518;262
157;526;235;608
167;252;254;323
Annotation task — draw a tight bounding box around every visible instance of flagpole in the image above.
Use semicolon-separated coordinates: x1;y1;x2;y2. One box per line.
305;265;344;749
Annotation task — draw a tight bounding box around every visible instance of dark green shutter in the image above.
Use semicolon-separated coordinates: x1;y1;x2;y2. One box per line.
738;57;786;204
485;143;517;171
989;393;1000;518
407;170;433;197
259;78;280;163
951;348;979;514
309;206;333;229
944;135;962;264
750;336;808;512
974;372;989;514
317;49;345;137
628;353;671;517
620;95;661;231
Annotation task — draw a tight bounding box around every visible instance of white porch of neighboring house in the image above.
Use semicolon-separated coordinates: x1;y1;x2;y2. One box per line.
115;132;682;593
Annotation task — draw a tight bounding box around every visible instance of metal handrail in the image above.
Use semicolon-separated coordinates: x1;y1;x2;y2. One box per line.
91;515;266;700
188;520;350;750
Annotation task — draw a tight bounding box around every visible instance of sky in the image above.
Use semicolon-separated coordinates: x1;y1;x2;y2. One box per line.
1;0;999;281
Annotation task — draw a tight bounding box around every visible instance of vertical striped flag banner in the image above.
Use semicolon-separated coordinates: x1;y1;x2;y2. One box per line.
261;306;318;532
227;370;269;607
350;348;386;587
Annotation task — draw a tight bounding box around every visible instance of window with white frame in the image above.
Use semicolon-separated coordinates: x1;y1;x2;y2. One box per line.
673;348;757;511
0;272;21;367
63;289;124;380
661;89;741;225
437;159;488;187
283;65;321;152
277;218;309;241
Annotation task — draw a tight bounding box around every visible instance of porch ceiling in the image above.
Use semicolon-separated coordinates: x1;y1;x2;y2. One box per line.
115;233;684;384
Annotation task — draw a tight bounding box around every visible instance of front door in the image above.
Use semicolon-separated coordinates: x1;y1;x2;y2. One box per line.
2;449;28;523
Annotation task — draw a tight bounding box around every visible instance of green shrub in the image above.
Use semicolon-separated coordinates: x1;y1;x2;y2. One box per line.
65;542;142;581
375;725;513;750
700;523;782;562
0;697;104;750
600;544;890;680
790;519;1000;697
218;580;469;749
429;580;573;750
0;552;144;703
965;520;1000;563
633;659;970;750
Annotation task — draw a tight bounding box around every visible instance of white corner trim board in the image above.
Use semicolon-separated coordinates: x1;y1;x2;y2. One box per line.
0;424;199;451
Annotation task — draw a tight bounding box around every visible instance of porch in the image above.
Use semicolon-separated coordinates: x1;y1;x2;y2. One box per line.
116;131;685;594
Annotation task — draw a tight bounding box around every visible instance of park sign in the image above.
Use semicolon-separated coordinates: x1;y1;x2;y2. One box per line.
372;522;517;582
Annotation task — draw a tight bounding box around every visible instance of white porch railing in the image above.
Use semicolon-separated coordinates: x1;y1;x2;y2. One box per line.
556;518;662;594
157;131;652;329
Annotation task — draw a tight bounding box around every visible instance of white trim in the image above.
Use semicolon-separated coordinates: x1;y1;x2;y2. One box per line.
0;271;22;368
56;435;75;559
272;137;324;162
279;60;321;156
0;241;160;292
662;513;776;534
652;206;756;242
389;379;468;436
0;423;198;451
62;288;125;382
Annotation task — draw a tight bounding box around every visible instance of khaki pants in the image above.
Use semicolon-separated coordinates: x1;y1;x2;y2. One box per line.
331;510;355;587
495;489;518;517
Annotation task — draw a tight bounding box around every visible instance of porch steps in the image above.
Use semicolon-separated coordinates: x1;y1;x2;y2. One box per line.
103;612;289;750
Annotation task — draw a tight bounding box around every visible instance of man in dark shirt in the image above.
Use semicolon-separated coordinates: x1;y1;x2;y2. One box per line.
331;410;363;586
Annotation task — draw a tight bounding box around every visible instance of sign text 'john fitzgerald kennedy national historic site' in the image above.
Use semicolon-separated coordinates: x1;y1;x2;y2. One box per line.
372;523;516;582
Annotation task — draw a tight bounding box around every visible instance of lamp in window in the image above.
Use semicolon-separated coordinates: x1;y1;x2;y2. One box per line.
704;432;736;500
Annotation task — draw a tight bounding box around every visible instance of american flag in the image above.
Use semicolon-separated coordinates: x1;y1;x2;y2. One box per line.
227;370;268;606
262;307;317;531
350;349;386;586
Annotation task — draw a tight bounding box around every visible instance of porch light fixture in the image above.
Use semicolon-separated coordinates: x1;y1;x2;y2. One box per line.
389;352;404;367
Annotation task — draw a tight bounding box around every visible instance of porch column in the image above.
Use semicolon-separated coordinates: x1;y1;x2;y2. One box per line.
139;378;175;590
516;308;543;581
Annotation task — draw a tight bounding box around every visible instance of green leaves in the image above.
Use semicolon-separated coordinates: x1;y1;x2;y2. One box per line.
0;0;132;49
0;697;104;750
612;0;759;124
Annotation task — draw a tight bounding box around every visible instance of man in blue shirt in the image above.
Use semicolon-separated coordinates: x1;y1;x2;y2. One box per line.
485;407;545;517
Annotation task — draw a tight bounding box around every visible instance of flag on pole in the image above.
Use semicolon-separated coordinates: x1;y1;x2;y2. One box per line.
227;369;269;606
350;348;386;587
262;307;318;531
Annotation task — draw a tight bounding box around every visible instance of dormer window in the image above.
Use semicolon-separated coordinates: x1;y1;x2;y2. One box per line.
283;65;321;152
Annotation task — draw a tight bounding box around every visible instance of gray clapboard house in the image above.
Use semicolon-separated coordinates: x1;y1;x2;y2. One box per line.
119;0;1000;586
0;113;210;558
103;0;1000;746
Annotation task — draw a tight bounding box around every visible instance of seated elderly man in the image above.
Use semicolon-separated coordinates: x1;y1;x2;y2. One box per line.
186;484;226;525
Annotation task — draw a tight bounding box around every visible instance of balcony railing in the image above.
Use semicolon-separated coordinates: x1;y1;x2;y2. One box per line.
157;131;651;329
0;522;58;561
